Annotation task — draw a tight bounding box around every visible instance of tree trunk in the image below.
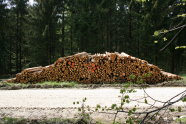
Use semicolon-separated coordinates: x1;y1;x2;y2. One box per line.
171;48;175;73
49;23;52;64
129;0;133;42
9;39;12;74
61;9;65;57
154;43;158;66
70;25;73;54
16;10;19;73
19;15;23;72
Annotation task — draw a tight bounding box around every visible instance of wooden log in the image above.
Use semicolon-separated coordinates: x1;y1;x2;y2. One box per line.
5;52;181;84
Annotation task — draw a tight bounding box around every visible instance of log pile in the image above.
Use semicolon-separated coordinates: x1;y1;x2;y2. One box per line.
7;52;181;84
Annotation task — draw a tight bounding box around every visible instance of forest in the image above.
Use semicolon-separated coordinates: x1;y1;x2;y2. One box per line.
0;0;186;76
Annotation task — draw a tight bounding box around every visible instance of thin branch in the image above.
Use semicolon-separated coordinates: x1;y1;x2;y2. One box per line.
118;90;186;115
139;113;149;124
160;25;185;51
160;24;186;34
113;111;118;123
97;90;186;124
142;88;166;103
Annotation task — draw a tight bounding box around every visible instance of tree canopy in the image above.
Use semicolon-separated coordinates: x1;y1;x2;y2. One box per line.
0;0;185;76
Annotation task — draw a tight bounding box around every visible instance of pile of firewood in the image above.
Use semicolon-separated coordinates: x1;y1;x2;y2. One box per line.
7;52;181;84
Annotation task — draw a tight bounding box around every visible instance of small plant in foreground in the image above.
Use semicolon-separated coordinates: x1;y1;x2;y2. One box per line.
73;97;92;123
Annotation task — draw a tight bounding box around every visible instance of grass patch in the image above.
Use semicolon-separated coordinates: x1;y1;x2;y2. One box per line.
0;117;89;124
0;81;78;90
175;117;186;123
0;117;28;124
1;74;186;90
180;74;186;83
37;81;77;87
0;117;98;124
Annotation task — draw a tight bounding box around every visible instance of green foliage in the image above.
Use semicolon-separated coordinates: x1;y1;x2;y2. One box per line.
177;14;186;17
72;75;186;124
143;72;152;78
73;97;92;123
175;46;186;49
178;106;182;112
153;31;160;37
154;40;158;44
126;117;134;124
0;81;78;90
0;0;185;76
0;117;85;124
112;122;121;124
175;117;186;123
0;117;27;124
163;37;167;41
129;74;136;80
182;97;186;102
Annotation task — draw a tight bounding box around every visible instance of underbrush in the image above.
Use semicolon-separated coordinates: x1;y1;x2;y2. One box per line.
0;117;92;124
180;74;186;82
0;74;185;90
0;81;77;90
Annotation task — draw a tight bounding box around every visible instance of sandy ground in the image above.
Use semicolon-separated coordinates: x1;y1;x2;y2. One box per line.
0;87;186;123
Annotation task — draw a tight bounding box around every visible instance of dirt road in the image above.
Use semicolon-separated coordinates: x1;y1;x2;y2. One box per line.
0;87;185;121
0;87;185;108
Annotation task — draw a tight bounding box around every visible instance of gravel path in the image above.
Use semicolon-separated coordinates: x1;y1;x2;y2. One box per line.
0;87;185;108
0;87;186;121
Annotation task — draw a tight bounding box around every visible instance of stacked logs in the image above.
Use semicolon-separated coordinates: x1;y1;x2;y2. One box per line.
7;52;181;84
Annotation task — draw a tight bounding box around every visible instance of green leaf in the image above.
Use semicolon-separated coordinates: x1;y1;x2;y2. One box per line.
178;106;182;112
124;83;131;88
145;99;148;104
132;107;136;112
78;108;81;111
83;97;87;102
111;104;117;109
120;89;126;93
175;46;186;49
163;30;168;33
177;14;186;17
182;97;186;102
129;74;136;80
128;89;134;93
163;37;167;41
128;110;133;116
169;108;175;112
136;0;147;2
126;100;130;103
154;31;159;36
124;95;129;99
96;104;101;108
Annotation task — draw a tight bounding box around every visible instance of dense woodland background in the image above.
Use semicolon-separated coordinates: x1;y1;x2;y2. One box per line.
0;0;186;76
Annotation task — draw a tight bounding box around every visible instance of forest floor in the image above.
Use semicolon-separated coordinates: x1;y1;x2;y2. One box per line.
0;76;186;90
0;75;185;123
0;81;186;90
0;74;185;90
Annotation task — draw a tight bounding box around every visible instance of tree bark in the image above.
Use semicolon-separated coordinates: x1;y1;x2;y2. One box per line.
16;9;19;73
61;8;65;57
171;48;175;73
